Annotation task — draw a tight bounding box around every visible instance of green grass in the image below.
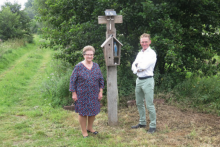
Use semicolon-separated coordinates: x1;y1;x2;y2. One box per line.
0;39;31;73
0;40;82;146
172;75;220;115
0;36;130;147
0;38;25;56
1;36;220;147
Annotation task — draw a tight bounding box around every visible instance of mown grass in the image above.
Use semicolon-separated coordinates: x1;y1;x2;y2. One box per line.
0;38;81;146
1;36;220;147
0;36;133;147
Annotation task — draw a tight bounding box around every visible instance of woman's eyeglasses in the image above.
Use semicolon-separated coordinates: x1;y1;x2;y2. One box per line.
84;54;94;56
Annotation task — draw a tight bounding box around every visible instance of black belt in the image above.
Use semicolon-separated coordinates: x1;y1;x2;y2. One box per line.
138;76;153;80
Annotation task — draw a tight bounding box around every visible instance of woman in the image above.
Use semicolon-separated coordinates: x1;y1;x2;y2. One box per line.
69;45;104;138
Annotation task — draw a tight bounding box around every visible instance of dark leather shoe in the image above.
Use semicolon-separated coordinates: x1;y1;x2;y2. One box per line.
147;128;156;134
87;130;98;135
131;124;146;129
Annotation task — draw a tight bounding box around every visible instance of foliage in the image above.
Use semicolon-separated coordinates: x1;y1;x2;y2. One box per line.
0;7;20;40
141;0;220;90
25;0;34;8
173;76;220;115
0;2;33;42
24;6;35;19
35;0;220;96
24;0;39;34
42;59;73;107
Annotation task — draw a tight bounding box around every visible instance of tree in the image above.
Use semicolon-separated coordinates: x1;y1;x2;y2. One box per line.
25;0;36;20
25;0;34;8
140;0;220;88
0;2;32;41
0;7;20;40
35;0;220;94
24;0;40;34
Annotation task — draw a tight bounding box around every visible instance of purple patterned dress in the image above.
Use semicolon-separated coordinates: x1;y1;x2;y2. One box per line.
69;62;104;116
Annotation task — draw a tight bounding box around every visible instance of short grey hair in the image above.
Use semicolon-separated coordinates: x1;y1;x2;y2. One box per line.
83;45;95;55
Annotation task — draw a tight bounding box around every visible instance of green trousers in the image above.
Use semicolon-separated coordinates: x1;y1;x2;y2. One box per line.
135;77;156;128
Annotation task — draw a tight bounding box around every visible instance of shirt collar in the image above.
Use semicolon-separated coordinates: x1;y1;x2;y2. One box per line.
141;46;151;52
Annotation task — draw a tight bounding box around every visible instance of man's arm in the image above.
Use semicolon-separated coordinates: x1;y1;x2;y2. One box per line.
131;53;139;74
137;51;156;71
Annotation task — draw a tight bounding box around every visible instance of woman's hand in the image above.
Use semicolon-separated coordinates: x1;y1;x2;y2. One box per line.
98;92;103;101
98;89;103;101
72;92;78;102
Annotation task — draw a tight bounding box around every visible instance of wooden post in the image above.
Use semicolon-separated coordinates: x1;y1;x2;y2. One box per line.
98;10;123;126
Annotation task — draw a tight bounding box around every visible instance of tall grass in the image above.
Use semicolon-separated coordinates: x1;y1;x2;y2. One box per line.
173;76;220;115
41;58;73;107
0;38;26;57
0;38;32;73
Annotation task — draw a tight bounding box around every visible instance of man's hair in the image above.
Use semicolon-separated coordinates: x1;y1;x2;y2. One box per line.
140;33;151;40
83;45;95;55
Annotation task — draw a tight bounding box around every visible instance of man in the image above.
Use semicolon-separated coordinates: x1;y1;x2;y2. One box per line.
131;33;157;134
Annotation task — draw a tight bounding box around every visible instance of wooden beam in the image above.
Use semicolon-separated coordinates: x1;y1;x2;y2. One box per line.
107;66;118;126
98;15;123;24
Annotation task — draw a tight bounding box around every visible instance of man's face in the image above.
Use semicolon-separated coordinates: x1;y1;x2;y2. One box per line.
140;37;151;50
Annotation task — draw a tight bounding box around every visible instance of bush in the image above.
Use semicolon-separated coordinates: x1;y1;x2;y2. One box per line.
25;35;34;43
173;76;220;115
42;59;73;107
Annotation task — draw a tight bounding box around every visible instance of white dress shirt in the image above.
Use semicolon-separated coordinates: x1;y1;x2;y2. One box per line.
131;47;157;77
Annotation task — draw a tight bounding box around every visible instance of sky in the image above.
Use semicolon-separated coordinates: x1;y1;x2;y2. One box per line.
0;0;28;10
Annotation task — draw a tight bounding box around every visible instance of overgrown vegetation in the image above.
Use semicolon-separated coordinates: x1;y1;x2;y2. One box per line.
41;59;73;107
0;2;33;42
34;0;220;99
0;38;26;57
173;76;220;115
0;38;30;73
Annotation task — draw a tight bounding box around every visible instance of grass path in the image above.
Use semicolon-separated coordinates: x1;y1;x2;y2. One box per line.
0;44;78;146
0;40;98;147
0;46;39;79
0;39;220;147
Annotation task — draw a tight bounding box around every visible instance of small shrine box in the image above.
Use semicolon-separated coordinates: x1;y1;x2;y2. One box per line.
101;35;123;66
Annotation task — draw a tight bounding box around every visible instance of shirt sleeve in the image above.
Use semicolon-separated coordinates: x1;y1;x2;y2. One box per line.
69;65;78;92
131;52;139;74
137;50;157;71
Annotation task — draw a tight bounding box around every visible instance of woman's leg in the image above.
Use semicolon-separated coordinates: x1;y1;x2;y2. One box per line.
87;115;96;132
79;115;88;137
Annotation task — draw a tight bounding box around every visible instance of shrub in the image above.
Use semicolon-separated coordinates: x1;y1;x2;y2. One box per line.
173;76;220;115
42;59;73;107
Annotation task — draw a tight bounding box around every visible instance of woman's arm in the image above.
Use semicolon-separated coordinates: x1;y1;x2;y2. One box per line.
98;88;103;101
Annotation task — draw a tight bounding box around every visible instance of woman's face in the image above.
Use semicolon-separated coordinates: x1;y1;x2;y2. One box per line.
83;50;94;62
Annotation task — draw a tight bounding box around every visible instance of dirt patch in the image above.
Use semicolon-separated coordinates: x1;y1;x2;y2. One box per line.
97;99;220;146
154;103;220;146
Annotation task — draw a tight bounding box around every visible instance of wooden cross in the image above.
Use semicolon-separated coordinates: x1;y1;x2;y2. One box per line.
98;9;123;126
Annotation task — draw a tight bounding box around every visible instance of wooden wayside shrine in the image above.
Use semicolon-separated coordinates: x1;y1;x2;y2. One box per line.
98;9;123;126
